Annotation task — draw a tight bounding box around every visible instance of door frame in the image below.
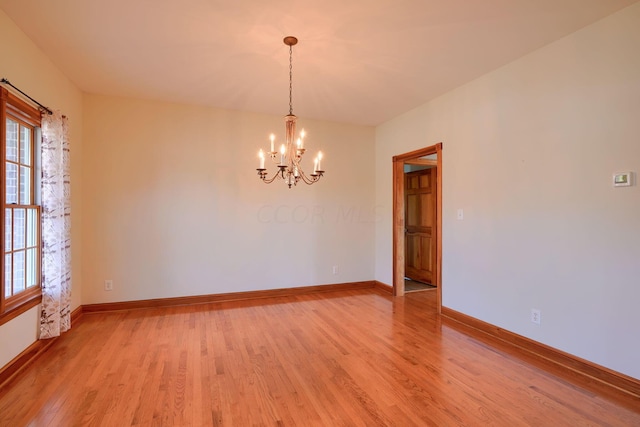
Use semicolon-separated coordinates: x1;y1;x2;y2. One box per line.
392;143;443;313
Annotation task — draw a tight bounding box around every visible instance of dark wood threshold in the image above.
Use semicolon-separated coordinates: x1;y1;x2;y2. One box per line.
441;306;640;400
0;305;83;390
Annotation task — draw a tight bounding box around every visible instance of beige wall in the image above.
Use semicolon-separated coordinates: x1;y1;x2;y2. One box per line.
81;95;375;303
375;3;640;379
0;9;83;367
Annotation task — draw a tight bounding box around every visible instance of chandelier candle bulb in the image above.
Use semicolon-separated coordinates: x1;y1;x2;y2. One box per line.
317;151;323;171
280;144;286;165
259;149;265;169
270;134;275;153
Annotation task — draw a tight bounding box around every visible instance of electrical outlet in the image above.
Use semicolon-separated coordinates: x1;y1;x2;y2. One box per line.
332;265;338;275
104;280;113;291
531;308;541;325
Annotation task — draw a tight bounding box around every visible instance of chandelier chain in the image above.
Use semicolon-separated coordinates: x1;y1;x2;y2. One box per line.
289;44;293;115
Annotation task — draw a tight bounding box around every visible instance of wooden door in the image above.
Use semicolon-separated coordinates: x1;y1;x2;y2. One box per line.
404;168;437;285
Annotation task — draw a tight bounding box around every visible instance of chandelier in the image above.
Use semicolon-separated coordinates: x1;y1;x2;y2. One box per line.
256;36;324;188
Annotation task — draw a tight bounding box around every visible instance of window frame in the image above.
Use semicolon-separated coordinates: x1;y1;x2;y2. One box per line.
0;87;42;325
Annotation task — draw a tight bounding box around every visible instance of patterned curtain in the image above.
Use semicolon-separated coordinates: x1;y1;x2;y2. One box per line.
39;111;71;339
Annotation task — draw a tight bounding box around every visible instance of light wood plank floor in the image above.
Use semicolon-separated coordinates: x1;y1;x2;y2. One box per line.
0;289;638;426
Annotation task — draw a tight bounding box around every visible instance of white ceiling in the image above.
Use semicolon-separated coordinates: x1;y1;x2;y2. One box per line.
1;0;637;126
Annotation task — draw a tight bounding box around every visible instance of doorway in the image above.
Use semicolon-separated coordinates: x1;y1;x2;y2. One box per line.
392;143;442;312
404;166;437;289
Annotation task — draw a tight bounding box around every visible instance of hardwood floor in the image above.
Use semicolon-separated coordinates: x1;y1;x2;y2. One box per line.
0;289;638;426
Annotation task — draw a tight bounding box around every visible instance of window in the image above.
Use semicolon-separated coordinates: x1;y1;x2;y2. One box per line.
1;87;42;324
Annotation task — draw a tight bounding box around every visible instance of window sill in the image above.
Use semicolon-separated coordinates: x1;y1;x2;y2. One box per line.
0;293;42;327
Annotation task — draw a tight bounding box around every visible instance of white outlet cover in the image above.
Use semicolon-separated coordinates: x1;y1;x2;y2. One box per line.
531;309;541;325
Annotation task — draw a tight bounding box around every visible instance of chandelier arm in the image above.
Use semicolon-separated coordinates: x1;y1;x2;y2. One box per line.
297;168;323;185
260;172;280;184
258;166;288;184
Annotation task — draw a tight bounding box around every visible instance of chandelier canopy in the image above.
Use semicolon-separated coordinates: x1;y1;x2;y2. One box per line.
256;36;324;188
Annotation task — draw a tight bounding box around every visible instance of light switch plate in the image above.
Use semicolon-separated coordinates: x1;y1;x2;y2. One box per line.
613;172;633;187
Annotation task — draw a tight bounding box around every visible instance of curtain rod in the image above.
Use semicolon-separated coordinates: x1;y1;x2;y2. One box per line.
1;78;53;115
